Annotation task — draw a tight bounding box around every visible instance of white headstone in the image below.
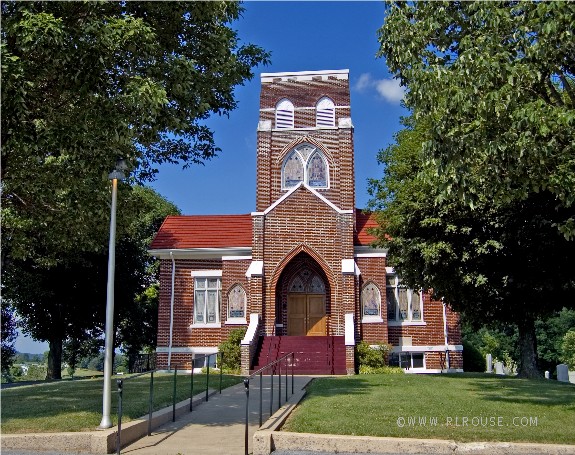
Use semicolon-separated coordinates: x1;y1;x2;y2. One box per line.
495;361;504;375
545;371;550;379
486;354;493;373
557;364;569;382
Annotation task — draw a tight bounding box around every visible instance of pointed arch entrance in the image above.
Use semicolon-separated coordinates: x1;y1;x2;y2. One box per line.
276;252;330;336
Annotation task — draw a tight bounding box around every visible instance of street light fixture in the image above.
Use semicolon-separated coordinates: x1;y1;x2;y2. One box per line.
99;158;127;429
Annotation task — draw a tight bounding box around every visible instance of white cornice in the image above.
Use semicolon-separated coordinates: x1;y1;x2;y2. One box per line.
148;247;252;260
261;69;349;82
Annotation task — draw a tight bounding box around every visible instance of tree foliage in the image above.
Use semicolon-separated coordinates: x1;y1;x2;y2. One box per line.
368;116;575;377
3;186;179;379
1;1;270;264
1;304;18;374
378;1;575;238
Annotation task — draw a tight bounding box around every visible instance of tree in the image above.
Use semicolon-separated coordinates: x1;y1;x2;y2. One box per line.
561;330;575;369
3;186;179;379
1;304;18;375
368;116;575;377
1;1;270;265
378;2;575;238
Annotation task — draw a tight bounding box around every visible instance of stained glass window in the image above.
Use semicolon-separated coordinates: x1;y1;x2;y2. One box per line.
228;285;246;319
283;152;304;188
194;277;221;325
386;274;423;323
362;283;381;317
386;288;397;320
281;144;329;190
412;291;421;321
307;152;327;187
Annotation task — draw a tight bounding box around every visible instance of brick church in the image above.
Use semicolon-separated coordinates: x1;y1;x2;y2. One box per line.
149;69;463;375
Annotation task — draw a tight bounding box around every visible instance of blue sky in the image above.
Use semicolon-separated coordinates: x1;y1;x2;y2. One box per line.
150;1;407;215
17;1;408;355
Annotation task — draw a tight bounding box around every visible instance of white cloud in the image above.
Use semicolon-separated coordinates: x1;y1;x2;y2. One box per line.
354;73;373;93
353;73;405;105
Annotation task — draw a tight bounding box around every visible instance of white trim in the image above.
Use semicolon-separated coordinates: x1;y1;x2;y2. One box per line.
168;252;176;368
341;259;355;274
148;247;251;260
344;313;355;346
222;255;252;261
191;270;222;277
354;249;387;258
252;182;353;216
261;69;349;82
246;260;264;278
260;105;351;112
388;321;427;327
391;344;463;353
156;346;218;354
225;318;247;325
241;313;260;346
361;316;384;324
190;322;222;329
385;266;395;274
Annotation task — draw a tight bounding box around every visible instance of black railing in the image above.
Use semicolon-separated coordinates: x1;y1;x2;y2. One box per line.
128;353;157;373
115;352;222;455
242;352;295;455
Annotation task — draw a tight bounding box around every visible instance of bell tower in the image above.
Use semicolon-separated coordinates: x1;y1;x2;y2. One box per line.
255;70;355;212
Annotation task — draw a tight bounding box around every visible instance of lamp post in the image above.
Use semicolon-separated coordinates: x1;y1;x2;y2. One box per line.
99;158;128;429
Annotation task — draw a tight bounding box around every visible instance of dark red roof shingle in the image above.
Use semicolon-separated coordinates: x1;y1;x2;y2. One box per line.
150;215;252;250
150;210;380;250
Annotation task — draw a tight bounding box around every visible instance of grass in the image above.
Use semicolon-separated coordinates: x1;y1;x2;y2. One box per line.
1;372;242;433
282;373;575;445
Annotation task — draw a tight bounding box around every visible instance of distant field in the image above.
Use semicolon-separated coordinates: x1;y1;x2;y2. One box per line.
283;373;575;445
1;372;242;433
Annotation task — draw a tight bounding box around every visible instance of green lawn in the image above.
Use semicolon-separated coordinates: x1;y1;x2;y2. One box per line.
283;373;575;445
1;372;242;433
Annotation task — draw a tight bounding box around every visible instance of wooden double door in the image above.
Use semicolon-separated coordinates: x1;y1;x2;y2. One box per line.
287;293;326;336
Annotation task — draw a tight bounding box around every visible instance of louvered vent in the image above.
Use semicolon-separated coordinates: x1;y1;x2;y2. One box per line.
316;97;335;127
275;99;294;129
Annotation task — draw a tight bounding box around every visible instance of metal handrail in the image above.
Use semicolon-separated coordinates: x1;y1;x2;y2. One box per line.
242;351;295;455
115;351;223;455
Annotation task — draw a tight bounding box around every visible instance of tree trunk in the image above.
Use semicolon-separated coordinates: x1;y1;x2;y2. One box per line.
47;338;63;380
516;317;540;379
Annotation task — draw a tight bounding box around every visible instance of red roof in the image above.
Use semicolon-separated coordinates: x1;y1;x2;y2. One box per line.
150;210;380;250
354;209;379;246
150;215;252;250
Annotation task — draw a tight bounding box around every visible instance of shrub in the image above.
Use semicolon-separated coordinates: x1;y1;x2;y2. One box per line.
218;328;246;374
356;341;392;370
462;340;486;372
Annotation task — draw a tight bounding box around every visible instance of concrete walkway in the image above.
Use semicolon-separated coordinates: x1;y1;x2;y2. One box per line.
120;374;314;455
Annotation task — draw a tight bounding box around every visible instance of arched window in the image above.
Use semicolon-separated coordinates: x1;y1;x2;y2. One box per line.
288;269;326;294
275;98;294;129
316;97;335;127
306;151;328;188
362;282;382;320
281;144;329;190
282;151;304;188
227;284;246;320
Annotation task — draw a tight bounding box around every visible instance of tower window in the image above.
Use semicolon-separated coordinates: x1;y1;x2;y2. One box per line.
316;97;335;127
275;98;294;129
282;144;329;190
